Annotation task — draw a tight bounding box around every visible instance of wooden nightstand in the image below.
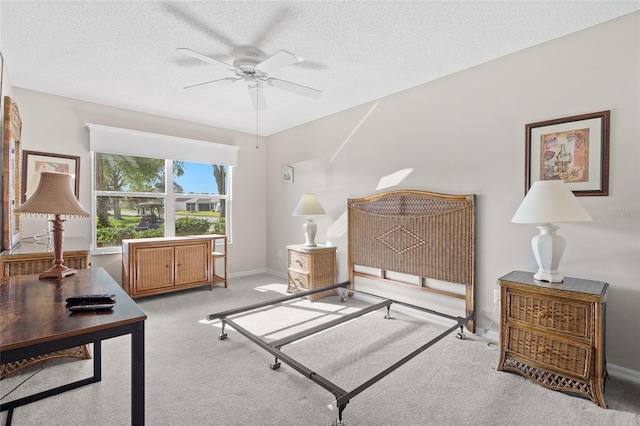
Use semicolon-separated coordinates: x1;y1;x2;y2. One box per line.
287;245;337;301
497;271;608;407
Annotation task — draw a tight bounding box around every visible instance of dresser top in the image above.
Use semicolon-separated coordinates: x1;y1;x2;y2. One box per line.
499;270;608;296
1;237;90;257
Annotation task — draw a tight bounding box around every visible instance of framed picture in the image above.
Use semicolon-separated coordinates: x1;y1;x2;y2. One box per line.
525;110;610;196
282;166;294;184
22;151;80;202
2;96;22;250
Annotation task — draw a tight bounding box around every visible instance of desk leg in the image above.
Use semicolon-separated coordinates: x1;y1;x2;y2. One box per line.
131;321;145;426
93;340;102;382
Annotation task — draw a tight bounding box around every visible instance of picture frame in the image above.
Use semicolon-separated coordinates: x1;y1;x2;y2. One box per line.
2;96;22;250
22;150;81;202
282;166;294;184
525;110;610;196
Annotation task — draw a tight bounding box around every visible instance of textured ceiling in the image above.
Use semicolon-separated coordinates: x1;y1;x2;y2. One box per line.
1;1;638;136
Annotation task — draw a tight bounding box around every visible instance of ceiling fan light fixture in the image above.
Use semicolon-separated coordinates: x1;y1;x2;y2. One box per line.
178;46;322;110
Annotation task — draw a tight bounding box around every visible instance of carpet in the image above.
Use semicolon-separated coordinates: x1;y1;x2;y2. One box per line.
1;273;639;425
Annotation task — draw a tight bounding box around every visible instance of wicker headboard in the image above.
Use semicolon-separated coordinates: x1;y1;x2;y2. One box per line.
347;190;475;331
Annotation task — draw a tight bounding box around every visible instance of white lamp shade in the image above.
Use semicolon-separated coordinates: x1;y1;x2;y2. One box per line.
511;180;592;224
292;193;326;216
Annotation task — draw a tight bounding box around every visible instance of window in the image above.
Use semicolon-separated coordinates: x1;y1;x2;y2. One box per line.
87;124;239;254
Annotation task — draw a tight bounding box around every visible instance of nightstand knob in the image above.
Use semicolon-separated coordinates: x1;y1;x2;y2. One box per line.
538;346;548;355
538;310;548;318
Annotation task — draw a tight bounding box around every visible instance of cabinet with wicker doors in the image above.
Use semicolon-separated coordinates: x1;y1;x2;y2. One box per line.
122;236;215;298
287;245;337;301
497;271;608;407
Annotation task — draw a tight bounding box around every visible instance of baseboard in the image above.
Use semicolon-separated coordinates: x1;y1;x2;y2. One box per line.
266;268;287;279
228;268;268;278
607;363;640;385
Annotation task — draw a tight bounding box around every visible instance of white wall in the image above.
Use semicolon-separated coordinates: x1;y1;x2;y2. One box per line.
11;88;267;281
266;13;640;372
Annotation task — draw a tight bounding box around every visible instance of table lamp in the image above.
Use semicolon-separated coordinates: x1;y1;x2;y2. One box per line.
14;172;90;279
511;180;592;282
292;193;326;247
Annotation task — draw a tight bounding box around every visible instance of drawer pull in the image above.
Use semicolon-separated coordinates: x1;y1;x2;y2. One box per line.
538;346;548;355
538;310;548;318
295;259;303;267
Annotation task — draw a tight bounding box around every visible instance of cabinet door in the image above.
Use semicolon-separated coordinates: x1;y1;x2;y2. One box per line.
135;246;174;292
175;242;210;285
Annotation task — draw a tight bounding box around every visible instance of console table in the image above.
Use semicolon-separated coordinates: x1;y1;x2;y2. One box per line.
0;267;147;425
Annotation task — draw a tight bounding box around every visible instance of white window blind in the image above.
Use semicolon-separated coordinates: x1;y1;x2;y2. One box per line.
86;123;239;166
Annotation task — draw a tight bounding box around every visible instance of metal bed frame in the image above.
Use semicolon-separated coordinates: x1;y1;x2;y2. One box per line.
208;190;475;425
208;283;473;425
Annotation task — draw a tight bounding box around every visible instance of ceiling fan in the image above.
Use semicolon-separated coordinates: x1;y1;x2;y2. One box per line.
177;47;322;110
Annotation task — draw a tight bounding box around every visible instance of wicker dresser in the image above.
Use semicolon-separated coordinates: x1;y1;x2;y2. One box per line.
287;245;337;301
0;237;90;278
497;271;608;407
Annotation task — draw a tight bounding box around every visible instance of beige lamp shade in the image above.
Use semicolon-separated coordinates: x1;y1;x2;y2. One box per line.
292;193;326;216
14;172;89;279
511;180;592;224
15;172;89;217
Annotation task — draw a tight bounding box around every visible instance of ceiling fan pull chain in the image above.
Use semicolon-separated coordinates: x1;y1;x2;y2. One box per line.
256;88;259;149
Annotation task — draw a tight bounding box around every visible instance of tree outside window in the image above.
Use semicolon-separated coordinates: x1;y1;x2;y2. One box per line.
93;153;228;251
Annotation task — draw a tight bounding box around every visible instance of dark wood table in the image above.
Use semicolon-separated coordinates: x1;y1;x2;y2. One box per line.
0;267;147;425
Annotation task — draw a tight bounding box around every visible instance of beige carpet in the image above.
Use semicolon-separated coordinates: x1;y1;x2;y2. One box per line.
1;273;639;425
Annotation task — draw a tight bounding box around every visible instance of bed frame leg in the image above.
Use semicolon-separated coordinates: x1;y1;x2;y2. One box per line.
384;305;393;320
219;320;228;340
334;403;347;426
456;325;464;340
337;286;347;302
270;356;281;370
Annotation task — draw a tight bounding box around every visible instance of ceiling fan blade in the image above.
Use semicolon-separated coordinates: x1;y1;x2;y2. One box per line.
258;50;300;74
248;85;267;110
184;77;238;90
176;48;234;70
267;78;323;99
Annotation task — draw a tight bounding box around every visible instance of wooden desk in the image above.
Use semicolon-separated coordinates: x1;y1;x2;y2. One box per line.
0;267;147;425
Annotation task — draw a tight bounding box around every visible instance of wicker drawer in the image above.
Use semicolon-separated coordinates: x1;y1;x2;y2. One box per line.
288;270;309;292
506;326;590;379
289;251;310;272
507;289;591;339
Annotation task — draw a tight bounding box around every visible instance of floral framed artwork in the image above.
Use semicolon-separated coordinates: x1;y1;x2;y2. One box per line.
525;110;610;196
22;150;80;202
282;166;294;184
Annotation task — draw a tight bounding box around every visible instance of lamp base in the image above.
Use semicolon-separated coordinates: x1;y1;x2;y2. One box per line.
533;270;564;283
37;215;77;279
531;223;566;283
39;265;77;279
302;217;318;248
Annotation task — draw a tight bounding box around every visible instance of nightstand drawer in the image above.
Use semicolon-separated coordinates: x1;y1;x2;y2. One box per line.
507;289;592;339
506;326;590;379
288;269;309;291
289;251;310;272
